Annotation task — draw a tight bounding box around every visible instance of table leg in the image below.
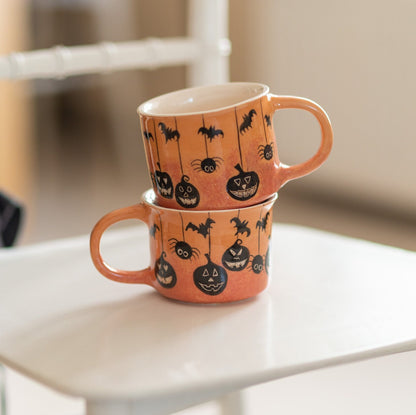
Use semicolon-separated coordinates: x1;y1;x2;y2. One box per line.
87;391;246;415
86;401;133;415
0;365;6;415
218;390;246;415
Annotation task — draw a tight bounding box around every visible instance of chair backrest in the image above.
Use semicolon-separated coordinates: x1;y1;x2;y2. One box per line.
0;0;230;85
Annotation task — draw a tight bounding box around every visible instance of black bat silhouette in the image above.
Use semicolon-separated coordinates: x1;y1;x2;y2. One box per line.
264;114;272;127
185;218;215;239
198;126;224;142
158;122;180;142
256;212;270;231
239;109;257;134
149;224;160;237
143;131;153;141
230;217;251;237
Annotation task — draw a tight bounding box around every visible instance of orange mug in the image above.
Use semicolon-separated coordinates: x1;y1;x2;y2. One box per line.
90;190;277;303
139;82;333;210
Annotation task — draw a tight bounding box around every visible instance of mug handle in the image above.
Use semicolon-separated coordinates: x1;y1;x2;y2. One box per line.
90;204;153;285
269;95;333;187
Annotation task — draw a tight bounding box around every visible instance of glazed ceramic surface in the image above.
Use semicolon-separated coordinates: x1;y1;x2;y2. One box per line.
90;190;277;303
139;82;333;210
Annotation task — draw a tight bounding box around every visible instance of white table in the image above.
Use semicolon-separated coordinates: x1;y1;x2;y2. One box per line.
1;224;415;415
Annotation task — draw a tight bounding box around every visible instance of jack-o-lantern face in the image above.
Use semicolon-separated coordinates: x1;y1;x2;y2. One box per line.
154;163;173;199
175;175;200;208
155;252;176;288
194;254;227;295
227;164;259;201
251;254;264;274
222;239;250;271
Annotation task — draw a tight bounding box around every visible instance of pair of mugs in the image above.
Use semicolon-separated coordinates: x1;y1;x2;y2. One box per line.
90;83;333;303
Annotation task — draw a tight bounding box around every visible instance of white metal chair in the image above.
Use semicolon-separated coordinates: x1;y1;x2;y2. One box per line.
0;1;230;85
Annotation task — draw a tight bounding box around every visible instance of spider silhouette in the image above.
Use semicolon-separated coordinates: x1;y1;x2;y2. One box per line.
168;238;200;260
191;156;224;174
248;254;265;274
258;143;274;161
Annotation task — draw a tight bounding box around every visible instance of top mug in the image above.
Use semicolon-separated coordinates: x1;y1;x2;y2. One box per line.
139;82;333;210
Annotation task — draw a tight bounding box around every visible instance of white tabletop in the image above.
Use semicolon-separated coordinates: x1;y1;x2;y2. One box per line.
1;224;416;409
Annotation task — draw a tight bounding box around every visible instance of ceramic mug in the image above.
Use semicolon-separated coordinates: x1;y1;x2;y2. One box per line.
139;82;333;210
90;189;277;303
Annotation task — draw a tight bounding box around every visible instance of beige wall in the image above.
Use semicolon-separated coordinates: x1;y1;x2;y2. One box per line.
230;0;416;218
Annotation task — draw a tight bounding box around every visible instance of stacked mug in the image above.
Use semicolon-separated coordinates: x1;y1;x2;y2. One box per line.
90;83;333;303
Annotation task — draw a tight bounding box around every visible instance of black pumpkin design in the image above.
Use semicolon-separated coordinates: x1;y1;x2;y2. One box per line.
175;175;200;208
227;164;259;201
154;163;173;199
251;254;264;274
155;252;177;288
222;239;250;271
194;253;227;295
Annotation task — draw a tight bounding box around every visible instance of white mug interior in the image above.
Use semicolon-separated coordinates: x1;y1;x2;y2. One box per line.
138;82;269;116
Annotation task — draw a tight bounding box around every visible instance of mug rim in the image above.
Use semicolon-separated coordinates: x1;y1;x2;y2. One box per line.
142;189;278;213
137;82;270;117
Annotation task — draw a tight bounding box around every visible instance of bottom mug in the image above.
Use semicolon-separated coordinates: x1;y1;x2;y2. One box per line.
90;190;277;304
